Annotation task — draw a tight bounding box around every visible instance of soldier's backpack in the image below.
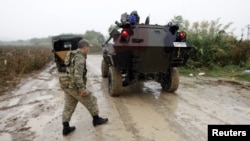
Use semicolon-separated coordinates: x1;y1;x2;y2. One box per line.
59;51;77;89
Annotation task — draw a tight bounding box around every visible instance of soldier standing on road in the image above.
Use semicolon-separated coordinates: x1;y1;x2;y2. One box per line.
61;39;108;136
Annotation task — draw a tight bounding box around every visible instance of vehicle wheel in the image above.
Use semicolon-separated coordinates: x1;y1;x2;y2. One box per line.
101;59;109;78
108;66;122;96
161;67;179;92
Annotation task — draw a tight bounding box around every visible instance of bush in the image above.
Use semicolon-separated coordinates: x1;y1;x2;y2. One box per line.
172;16;250;69
230;41;250;66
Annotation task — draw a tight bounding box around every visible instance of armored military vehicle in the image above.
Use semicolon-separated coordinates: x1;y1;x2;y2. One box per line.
102;11;192;96
52;35;82;72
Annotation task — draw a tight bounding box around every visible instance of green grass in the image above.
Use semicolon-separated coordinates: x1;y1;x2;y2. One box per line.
178;64;250;82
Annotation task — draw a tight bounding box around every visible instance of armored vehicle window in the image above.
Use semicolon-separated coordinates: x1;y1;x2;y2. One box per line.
64;42;72;48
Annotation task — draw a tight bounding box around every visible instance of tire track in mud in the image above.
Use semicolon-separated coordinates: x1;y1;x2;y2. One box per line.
0;63;59;141
89;78;147;141
132;88;195;141
135;90;206;141
0;89;55;102
138;78;250;140
0;101;40;111
116;87;181;141
126;82;224;140
112;97;141;140
87;60;142;141
175;94;228;124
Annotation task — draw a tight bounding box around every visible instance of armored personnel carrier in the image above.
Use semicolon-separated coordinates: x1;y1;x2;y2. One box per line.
102;11;192;96
52;35;82;72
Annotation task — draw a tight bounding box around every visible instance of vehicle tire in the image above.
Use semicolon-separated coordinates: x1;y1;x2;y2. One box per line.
108;66;122;96
101;59;109;78
161;67;179;92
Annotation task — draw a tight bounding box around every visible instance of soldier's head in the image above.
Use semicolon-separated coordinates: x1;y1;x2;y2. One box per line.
78;39;92;54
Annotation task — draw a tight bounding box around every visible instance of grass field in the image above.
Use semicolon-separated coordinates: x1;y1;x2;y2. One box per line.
179;64;250;82
0;46;53;93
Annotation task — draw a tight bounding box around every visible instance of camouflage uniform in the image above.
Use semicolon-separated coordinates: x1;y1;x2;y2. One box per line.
62;50;99;122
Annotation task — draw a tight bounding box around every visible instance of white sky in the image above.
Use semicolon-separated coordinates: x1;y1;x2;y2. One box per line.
0;0;249;41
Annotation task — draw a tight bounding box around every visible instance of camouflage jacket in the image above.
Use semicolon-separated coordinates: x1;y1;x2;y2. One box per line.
64;50;87;92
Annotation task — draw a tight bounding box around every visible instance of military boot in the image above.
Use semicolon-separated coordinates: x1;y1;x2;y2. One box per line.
93;115;108;126
62;122;75;136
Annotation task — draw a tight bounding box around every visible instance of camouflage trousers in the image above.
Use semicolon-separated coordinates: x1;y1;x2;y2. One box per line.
62;88;99;122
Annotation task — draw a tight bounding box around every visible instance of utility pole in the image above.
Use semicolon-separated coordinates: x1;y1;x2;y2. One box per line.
241;28;244;40
247;24;250;40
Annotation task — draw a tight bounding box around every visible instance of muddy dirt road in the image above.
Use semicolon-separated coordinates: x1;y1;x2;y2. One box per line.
0;55;250;141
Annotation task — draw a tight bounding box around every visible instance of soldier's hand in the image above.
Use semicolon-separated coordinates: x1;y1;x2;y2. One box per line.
80;90;86;97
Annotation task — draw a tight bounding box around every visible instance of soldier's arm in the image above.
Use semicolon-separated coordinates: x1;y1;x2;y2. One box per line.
73;55;86;92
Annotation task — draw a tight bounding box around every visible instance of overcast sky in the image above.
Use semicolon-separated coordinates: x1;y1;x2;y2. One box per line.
0;0;249;41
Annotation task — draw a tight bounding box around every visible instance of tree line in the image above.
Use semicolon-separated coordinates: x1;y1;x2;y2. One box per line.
0;30;105;53
1;16;250;69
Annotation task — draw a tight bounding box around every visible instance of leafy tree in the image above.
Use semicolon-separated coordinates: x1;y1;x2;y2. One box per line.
171;15;184;27
83;30;105;52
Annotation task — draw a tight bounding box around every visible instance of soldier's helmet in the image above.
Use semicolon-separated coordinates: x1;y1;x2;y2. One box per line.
78;39;92;48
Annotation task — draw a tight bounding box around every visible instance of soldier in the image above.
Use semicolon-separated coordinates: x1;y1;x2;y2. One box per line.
61;39;108;136
130;10;140;24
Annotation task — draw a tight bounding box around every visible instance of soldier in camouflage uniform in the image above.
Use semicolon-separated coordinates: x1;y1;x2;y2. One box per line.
61;39;108;136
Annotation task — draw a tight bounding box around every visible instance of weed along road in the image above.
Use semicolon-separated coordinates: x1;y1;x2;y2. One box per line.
0;55;250;141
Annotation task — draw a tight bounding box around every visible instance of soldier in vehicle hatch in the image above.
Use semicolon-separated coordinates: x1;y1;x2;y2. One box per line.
130;10;140;24
60;39;108;136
